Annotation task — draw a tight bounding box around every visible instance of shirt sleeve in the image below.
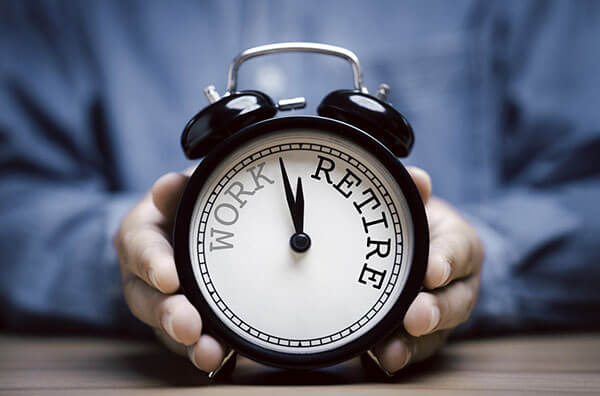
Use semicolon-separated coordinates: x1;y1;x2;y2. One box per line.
0;2;141;332
457;1;600;335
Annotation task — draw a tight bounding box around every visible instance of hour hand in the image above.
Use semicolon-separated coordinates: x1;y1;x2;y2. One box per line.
294;176;304;233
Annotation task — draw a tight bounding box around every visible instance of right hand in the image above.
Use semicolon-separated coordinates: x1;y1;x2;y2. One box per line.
114;171;226;373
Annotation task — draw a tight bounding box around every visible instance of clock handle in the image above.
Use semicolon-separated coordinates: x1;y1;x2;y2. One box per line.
225;42;368;95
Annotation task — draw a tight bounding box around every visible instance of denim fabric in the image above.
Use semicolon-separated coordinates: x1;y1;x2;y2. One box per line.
1;0;599;334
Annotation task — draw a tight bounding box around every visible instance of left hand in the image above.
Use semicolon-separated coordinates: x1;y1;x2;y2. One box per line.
373;167;484;374
114;168;227;373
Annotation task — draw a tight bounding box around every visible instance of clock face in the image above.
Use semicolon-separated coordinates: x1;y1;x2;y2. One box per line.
175;117;428;367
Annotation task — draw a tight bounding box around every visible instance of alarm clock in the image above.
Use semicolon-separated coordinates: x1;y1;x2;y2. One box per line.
173;43;429;373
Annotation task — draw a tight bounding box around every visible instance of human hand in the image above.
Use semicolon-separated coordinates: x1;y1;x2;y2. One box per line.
373;167;484;375
114;166;481;375
114;170;226;373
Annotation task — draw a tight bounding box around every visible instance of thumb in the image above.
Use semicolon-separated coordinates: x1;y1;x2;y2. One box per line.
374;329;449;375
407;166;432;204
152;172;189;221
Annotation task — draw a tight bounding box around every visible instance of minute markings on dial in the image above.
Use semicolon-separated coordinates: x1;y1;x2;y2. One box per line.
198;141;404;348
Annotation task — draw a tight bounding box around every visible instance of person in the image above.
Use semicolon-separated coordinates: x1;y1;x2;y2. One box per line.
1;0;598;376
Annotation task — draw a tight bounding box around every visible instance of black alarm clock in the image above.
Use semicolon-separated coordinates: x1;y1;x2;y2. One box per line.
173;43;429;374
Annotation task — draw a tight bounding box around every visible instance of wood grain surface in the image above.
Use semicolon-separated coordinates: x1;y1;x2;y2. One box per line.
1;333;599;395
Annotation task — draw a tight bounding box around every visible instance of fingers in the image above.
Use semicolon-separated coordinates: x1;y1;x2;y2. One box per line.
187;335;228;372
120;225;180;293
155;318;227;373
115;172;187;294
407;166;432;204
152;172;189;221
122;275;202;345
375;330;449;374
403;275;480;337
153;327;188;357
423;201;484;290
425;229;483;289
117;169;226;374
372;192;483;375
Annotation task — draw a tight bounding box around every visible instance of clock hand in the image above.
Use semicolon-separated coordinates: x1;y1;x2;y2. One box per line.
278;157;311;253
295;177;304;233
279;157;299;232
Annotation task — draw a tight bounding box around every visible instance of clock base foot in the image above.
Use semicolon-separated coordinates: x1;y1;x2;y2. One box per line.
364;349;394;377
208;349;238;379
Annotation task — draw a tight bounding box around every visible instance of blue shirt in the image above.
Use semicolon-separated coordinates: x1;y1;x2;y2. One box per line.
1;0;599;334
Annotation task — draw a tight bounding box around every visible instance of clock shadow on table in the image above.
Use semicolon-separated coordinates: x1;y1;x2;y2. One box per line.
121;346;448;386
220;354;448;386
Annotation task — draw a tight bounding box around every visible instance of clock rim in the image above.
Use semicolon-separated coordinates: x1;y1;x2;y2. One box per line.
173;115;429;369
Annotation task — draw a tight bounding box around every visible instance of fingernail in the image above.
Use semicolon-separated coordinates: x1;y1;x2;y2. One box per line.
398;341;412;371
161;313;179;343
441;260;452;285
426;305;441;334
148;269;159;289
187;345;201;370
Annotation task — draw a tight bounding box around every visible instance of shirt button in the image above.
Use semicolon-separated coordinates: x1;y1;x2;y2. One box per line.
255;64;287;96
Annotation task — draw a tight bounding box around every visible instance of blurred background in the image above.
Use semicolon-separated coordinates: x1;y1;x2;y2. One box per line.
0;0;599;340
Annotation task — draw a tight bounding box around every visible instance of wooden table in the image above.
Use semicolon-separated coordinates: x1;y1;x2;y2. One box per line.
1;333;599;395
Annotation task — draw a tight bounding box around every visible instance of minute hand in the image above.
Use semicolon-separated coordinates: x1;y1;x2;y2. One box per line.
278;157;302;233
